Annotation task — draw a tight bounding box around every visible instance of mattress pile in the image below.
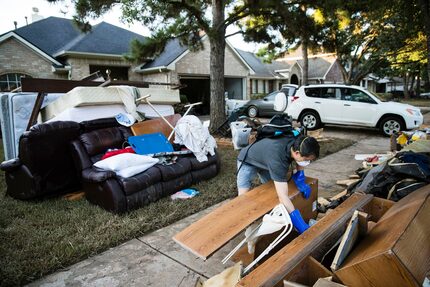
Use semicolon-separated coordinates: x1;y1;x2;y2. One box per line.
41;86;180;122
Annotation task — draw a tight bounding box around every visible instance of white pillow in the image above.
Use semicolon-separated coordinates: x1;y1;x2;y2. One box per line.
94;153;159;177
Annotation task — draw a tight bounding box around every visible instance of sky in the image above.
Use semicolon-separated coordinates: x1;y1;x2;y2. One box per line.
0;0;262;53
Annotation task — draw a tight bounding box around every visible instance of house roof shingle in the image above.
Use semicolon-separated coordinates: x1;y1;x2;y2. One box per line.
140;38;189;69
296;56;336;79
235;49;291;78
12;16;146;58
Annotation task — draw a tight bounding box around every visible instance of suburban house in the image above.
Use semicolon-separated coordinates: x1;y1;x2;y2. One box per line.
0;16;147;92
1;16;345;113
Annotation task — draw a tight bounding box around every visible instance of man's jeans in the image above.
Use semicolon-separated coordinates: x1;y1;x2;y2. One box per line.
237;161;271;189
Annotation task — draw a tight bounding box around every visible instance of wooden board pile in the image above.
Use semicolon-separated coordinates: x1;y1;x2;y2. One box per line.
174;178;430;287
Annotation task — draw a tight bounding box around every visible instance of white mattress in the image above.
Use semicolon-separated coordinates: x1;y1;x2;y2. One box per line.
0;92;63;160
41;86;180;121
47;104;174;123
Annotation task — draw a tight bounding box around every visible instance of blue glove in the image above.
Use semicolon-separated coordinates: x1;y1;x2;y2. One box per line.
292;170;311;199
289;209;310;234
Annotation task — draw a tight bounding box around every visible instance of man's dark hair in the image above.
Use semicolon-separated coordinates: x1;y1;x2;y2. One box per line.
292;136;320;158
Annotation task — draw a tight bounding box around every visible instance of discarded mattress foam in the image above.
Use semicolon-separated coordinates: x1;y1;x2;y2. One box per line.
41;86;180;122
45;104;174;123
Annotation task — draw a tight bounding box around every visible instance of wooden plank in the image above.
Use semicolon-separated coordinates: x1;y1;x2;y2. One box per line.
130;114;181;141
307;128;324;139
173;178;318;260
330;210;368;271
237;193;373;287
335;179;359;187
329;190;347;202
26;92;46;130
63;191;85;201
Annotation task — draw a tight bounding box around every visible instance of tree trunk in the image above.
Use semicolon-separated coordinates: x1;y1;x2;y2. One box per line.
418;0;430;84
208;0;226;133
409;72;416;96
417;71;421;97
403;73;410;99
301;40;309;85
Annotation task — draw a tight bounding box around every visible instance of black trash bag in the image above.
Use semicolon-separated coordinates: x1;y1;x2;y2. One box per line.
348;151;430;200
387;178;427;202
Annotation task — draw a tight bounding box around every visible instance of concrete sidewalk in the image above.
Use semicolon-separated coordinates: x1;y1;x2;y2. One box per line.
28;134;388;287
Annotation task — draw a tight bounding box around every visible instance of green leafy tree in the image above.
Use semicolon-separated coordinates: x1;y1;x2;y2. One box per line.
49;0;267;132
239;1;324;85
318;0;428;89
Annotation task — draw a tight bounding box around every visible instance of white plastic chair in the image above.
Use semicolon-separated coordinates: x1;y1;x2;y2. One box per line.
222;204;293;274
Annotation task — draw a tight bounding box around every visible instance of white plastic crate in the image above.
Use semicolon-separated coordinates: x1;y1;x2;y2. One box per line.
230;121;251;150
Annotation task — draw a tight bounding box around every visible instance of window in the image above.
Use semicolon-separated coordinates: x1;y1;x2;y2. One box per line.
0;73;31;92
341;88;377;104
305;88;321;98
89;65;128;81
265;91;278;101
252;79;257;94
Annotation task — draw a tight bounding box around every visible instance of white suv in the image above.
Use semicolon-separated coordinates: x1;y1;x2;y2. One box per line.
286;84;423;136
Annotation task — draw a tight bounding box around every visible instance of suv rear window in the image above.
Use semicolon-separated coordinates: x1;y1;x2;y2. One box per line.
280;87;297;96
305;87;342;100
305;88;321;98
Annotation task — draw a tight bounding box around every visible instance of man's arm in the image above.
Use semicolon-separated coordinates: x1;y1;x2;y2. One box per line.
274;181;295;213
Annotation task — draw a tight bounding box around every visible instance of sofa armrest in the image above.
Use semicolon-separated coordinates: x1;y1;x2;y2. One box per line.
0;158;22;172
82;168;116;183
71;140;93;171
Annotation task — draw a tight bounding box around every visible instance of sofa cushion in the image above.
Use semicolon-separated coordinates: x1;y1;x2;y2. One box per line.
117;166;161;196
126;183;164;210
188;152;218;170
161;173;193;196
80;127;126;157
80;117;120;133
155;157;192;181
191;164;218;184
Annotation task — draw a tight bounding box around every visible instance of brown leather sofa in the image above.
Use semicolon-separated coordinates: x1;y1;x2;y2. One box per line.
71;125;220;213
1;118;220;213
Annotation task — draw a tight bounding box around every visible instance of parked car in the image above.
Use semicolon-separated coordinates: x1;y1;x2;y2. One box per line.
244;84;298;117
419;92;430;99
286;84;423;136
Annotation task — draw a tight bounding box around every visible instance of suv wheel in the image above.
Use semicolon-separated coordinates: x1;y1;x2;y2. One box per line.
300;111;321;130
380;116;404;137
247;106;258;118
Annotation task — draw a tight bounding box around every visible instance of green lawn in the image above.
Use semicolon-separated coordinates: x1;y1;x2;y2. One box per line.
0;138;354;286
400;98;430;107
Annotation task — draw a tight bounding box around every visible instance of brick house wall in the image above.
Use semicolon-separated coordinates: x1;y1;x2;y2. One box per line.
66;57;139;81
0;38;65;79
175;38;249;77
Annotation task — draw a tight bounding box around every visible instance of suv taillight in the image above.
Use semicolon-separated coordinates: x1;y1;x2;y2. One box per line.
291;96;299;102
